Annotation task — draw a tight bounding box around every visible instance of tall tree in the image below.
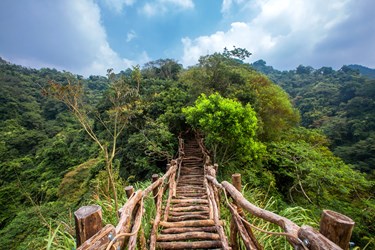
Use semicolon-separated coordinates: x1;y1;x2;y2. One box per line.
45;71;138;216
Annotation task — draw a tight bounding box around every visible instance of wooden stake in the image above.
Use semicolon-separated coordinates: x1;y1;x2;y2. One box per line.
231;174;241;250
125;185;134;198
232;173;241;192
319;210;355;250
231;174;261;249
74;205;102;247
151;174;159;205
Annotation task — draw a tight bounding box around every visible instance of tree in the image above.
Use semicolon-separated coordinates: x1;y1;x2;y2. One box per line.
183;93;265;165
45;71;138;216
223;46;252;61
131;64;141;93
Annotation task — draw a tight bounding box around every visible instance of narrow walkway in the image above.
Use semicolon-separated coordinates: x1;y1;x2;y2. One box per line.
156;138;225;249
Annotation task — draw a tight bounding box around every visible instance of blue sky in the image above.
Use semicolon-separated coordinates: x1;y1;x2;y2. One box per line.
0;0;374;76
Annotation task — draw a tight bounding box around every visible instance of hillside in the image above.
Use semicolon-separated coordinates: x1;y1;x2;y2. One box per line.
252;60;375;174
348;64;375;79
0;54;374;249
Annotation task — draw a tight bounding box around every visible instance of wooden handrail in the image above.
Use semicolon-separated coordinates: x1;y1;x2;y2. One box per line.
76;134;351;250
76;163;178;250
205;173;344;250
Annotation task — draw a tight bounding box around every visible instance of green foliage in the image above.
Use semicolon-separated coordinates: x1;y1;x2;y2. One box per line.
181;52;300;141
183;93;265;165
223;46;252;61
265;127;375;244
253;61;375;173
1;55;374;249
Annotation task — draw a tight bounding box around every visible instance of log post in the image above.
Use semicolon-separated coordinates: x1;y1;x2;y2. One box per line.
319;210;355;250
232;173;241;192
74;205;102;247
230;174;241;250
213;163;218;173
152;174;159;205
231;174;262;249
119;186;136;218
125;185;134;199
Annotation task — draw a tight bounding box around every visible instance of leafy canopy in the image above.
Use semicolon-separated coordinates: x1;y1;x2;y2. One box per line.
183;93;265;165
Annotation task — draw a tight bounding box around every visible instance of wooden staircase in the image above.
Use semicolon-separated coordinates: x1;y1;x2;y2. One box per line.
156;138;225;249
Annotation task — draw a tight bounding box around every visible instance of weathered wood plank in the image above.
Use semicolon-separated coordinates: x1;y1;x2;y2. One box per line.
156;240;223;249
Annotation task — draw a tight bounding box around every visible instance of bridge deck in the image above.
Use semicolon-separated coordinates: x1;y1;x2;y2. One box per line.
155;138;226;249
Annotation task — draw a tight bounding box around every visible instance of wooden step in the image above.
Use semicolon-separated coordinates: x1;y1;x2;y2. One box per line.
159;219;216;228
169;205;209;212
161;226;217;234
156;240;222;249
168;211;209;217
167;214;208;221
171;199;208;204
157;232;220;241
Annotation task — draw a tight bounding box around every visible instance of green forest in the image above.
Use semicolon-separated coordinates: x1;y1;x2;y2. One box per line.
0;51;374;249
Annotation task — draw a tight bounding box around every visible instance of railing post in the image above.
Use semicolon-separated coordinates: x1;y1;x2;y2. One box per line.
231;173;262;250
125;185;134;199
232;173;241;191
152;174;159;205
319;210;354;250
213;163;218;173
230;174;241;250
74;205;102;247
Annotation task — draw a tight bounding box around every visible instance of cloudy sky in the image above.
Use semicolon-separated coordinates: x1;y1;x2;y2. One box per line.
0;0;374;76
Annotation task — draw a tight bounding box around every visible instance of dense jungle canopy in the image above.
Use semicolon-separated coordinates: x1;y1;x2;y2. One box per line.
0;53;374;249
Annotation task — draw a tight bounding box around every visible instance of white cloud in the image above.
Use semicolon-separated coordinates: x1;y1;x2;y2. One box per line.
221;0;245;14
126;30;137;42
183;0;353;69
101;0;136;13
141;0;194;17
0;0;141;76
51;0;137;75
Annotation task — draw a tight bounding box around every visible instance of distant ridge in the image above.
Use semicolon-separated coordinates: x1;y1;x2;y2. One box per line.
347;64;375;79
0;57;8;65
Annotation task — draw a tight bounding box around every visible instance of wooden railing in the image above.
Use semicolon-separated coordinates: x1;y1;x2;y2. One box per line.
75;161;179;250
74;134;354;250
197;134;354;250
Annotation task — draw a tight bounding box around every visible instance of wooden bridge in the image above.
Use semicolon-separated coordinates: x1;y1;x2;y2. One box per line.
73;134;354;250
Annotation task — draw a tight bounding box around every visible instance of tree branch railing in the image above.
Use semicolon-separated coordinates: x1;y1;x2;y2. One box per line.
75;161;179;250
197;134;352;250
74;134;354;250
